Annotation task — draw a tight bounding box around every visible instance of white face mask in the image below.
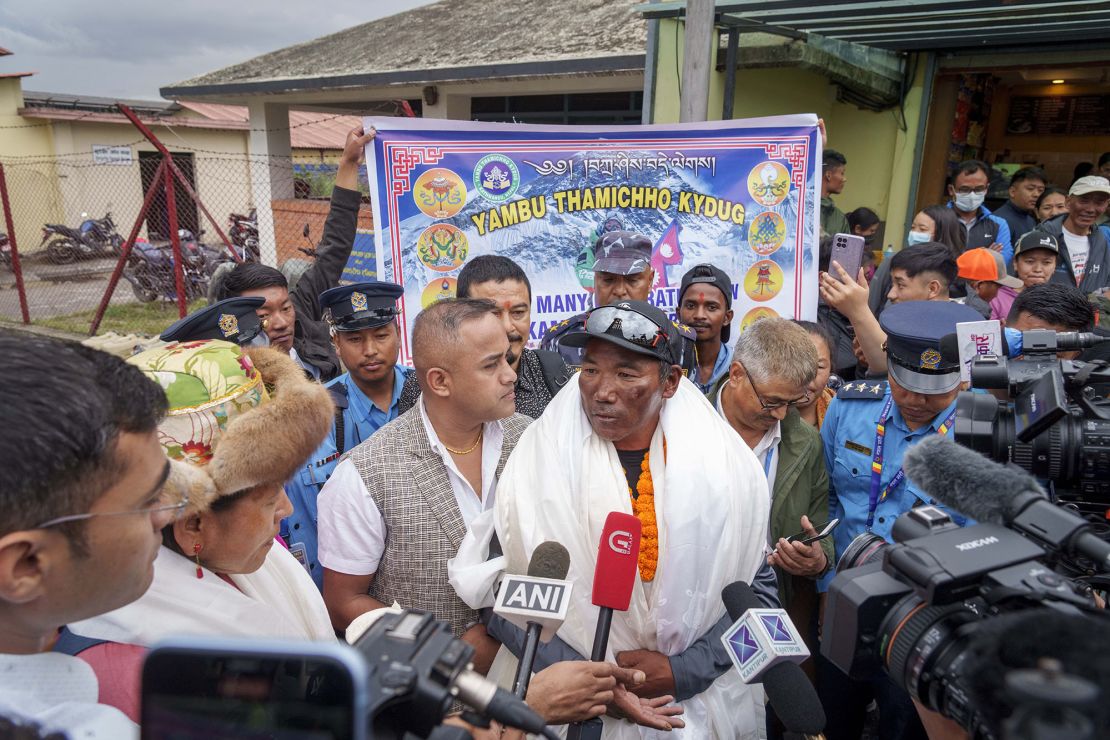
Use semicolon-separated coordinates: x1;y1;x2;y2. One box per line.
954;191;986;212
906;230;933;247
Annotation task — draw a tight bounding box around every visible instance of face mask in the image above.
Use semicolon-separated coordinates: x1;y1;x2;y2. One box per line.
907;230;933;247
954;191;986;212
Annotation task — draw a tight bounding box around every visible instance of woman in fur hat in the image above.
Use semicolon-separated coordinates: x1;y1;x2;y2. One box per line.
57;340;336;721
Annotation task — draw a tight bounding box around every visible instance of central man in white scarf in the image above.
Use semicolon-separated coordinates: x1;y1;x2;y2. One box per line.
490;300;770;738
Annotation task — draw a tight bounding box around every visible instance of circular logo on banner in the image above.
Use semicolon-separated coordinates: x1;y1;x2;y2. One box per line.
416;224;469;272
414;168;467;219
739;306;779;333
747;161;791;207
743;260;784;302
747;211;787;256
421;277;458;308
473;154;520;203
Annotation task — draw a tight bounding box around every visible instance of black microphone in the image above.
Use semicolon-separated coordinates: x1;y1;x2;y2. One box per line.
903;435;1110;571
722;582;826;737
494;542;571;698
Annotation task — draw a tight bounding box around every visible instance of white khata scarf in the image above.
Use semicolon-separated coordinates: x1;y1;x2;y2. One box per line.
454;375;770;739
69;544;336;645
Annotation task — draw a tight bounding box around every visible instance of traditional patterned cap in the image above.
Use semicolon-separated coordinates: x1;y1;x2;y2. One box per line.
879;301;983;395
128;340;333;512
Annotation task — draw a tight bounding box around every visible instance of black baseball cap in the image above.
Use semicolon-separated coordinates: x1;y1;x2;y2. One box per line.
1013;229;1060;257
562;300;675;364
678;263;734;342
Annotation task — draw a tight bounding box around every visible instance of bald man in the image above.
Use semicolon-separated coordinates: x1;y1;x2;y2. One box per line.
316;298;533;673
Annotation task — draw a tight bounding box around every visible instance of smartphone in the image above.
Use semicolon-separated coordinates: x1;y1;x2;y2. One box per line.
785;518;840;545
830;233;866;283
141;637;368;740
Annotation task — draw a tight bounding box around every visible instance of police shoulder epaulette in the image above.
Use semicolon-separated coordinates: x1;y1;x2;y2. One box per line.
671;320;697;341
836;380;888;399
327;381;349;410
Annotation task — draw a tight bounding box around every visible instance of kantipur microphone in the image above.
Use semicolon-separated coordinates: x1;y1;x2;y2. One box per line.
492;541;573;698
722;582;826;738
567;511;641;740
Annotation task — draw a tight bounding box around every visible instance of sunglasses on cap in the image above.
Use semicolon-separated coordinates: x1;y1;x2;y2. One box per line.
584;305;670;353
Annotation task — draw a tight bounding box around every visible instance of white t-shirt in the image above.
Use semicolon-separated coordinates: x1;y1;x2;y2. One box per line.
317;397;505;576
1062;227;1089;283
0;652;136;739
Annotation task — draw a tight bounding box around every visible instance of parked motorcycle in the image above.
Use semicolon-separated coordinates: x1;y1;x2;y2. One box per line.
41;211;124;264
228;208;259;261
0;232;10;271
122;229;231;303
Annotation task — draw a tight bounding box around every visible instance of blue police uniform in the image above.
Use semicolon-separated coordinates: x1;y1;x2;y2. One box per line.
280;280;406;590
814;300;984;740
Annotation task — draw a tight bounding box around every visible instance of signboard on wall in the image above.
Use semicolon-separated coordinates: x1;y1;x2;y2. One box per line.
1006;95;1110;136
91;145;133;165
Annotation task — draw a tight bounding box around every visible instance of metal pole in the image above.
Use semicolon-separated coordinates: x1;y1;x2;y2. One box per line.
0;164;30;324
116;103;239;261
164;163;188;318
679;0;716;123
642;1;661;124
89;157;168;335
722;25;740;120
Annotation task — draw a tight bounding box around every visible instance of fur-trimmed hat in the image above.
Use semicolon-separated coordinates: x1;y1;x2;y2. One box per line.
128;340;333;512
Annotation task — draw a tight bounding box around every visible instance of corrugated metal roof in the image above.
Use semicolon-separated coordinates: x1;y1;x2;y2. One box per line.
177;102;363;149
638;1;1110;51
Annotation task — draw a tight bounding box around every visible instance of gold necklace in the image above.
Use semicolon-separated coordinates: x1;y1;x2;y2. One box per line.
445;427;483;455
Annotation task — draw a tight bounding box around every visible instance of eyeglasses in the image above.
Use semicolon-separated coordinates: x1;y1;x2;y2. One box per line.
739;360;810;410
33;492;189;530
585;305;669;352
955;186;989;195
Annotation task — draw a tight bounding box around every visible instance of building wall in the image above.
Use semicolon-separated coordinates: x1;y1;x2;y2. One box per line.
651;20;927;248
0;78;63;252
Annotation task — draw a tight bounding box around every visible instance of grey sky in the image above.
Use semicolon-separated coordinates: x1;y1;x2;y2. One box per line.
0;0;436;100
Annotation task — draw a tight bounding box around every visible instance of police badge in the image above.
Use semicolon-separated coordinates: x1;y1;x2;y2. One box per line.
350;291;368;312
217;313;239;339
919;348;942;370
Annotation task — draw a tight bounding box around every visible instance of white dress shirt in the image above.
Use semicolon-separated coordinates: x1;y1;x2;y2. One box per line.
317;397;505;576
715;379;782;494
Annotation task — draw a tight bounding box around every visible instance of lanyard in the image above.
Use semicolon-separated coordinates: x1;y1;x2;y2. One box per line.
865;396;956;529
762;446;775;479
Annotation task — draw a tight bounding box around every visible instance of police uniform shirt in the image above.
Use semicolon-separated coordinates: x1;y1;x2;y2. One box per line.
817;380;968;591
281;365;411;589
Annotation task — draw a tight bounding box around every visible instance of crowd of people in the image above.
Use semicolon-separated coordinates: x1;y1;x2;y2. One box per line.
2;124;1109;740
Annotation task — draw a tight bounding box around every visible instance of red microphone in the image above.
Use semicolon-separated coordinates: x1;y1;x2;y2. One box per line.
568;512;641;740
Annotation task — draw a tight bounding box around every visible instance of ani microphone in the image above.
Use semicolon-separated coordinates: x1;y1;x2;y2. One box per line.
567;511;642;740
903;435;1110;571
492;541;573;698
721;582;826;739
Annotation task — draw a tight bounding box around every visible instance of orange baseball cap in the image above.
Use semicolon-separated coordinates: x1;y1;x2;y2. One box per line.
956;248;1023;289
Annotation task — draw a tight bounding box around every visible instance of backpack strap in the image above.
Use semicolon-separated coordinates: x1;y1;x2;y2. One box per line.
327;382;349;456
534;349;572;397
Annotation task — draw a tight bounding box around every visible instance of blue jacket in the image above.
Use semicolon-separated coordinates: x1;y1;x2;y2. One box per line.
1041;214;1110;295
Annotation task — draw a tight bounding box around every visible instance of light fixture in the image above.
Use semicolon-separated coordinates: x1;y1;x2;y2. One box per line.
1052;79;1066;84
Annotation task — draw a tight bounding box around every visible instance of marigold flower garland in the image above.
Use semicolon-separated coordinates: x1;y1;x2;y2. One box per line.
630;450;659;582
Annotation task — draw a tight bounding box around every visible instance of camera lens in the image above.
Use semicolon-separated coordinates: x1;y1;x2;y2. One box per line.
837;532;889;573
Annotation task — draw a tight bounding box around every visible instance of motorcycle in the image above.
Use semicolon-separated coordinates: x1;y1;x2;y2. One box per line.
0;232;10;271
41;211;124;264
228;208;259;261
122;229;231;303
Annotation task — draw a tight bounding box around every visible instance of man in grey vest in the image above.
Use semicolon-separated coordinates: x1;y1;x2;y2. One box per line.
316;298;531;673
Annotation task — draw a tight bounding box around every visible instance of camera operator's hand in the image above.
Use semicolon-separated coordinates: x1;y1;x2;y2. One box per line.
608;687;685;731
525;661;640;724
768;515;829;577
614;649;675;697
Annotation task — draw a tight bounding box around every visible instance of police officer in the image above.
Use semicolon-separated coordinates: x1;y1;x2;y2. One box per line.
816;299;983;740
281;281;412;589
160;296;269;346
540;230;698;377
